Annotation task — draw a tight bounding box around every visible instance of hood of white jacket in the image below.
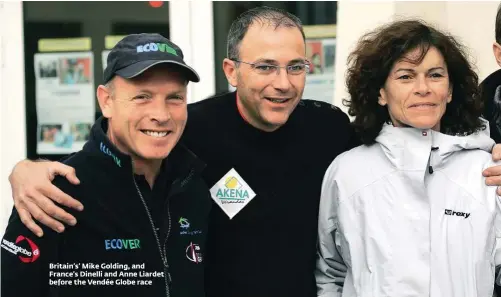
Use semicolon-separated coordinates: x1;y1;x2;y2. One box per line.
374;119;495;172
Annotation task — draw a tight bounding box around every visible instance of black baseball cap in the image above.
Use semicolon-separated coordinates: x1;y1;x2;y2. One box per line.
103;33;200;83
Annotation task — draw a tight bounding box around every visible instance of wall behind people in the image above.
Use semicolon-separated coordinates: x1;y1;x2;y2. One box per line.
334;1;500;114
0;1;26;238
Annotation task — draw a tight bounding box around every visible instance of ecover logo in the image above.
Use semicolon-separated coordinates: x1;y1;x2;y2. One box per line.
136;43;177;56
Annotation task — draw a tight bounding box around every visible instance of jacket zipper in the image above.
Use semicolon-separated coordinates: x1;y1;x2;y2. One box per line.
428;131;439;174
132;173;171;297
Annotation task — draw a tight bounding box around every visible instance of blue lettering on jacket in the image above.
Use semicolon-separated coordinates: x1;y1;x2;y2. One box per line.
100;142;121;167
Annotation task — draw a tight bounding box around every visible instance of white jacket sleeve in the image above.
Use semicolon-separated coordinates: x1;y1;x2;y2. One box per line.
494;192;501;287
315;160;348;297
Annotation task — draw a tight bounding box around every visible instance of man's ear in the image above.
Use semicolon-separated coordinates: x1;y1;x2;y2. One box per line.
223;58;238;88
96;84;113;118
494;42;501;67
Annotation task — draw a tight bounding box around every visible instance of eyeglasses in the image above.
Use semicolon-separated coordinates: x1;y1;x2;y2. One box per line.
231;59;310;76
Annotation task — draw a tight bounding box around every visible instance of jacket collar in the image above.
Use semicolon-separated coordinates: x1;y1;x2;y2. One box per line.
375;120;495;171
83;117;206;181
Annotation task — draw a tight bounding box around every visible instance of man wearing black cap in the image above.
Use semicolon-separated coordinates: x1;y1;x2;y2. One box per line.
1;33;210;297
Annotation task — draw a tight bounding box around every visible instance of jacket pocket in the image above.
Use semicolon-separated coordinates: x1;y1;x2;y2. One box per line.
475;260;494;297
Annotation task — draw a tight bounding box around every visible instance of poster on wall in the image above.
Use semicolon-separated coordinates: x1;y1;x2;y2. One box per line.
302;38;336;104
34;52;95;154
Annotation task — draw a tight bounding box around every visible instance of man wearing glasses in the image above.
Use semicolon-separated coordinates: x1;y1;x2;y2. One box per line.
184;8;357;296
9;5;501;297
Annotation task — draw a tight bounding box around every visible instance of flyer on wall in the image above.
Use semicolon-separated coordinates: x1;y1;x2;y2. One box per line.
34;52;95;155
302;38;336;104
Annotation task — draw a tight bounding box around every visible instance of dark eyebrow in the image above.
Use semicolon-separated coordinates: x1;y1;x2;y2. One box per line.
166;91;185;98
394;68;416;74
428;67;446;72
135;89;185;98
253;59;279;65
288;58;308;65
394;67;446;75
253;58;307;65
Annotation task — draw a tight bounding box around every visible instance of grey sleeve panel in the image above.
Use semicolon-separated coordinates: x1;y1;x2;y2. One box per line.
496;190;501;271
494;189;501;293
316;226;347;297
496;265;501;286
315;160;347;297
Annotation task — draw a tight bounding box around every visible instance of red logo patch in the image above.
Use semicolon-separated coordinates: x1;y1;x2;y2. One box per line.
15;235;40;263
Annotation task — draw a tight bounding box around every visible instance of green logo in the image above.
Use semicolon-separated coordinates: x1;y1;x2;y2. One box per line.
179;217;190;229
136;42;177;56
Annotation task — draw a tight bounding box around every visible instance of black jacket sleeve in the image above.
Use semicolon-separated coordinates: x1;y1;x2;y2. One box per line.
1;208;61;297
1;177;78;297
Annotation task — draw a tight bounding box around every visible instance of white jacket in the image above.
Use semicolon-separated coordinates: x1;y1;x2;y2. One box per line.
316;123;501;297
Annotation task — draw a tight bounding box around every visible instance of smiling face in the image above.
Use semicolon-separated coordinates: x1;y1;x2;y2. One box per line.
223;22;307;132
97;65;188;162
378;46;452;131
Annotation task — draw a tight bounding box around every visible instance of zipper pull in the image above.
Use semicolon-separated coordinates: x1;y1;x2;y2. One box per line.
168;271;172;284
429;147;438;174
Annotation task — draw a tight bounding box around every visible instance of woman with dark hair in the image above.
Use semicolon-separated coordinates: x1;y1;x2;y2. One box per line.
315;19;501;297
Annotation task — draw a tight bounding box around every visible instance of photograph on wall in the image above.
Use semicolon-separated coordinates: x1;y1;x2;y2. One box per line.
303;38;336;105
59;57;91;84
306;40;323;74
38;59;58;78
34;52;95;154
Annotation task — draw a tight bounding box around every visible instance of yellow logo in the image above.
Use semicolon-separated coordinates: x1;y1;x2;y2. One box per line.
225;176;240;189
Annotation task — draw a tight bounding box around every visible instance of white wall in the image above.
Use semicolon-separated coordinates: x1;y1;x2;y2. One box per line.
445;2;499;81
334;1;395;112
0;1;26;237
169;1;215;103
334;1;500;114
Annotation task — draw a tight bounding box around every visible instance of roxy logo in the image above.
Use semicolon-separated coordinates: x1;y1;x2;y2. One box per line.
444;209;470;219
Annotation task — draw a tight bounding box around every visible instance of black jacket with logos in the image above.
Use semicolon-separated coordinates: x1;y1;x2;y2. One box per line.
481;68;501;143
1;117;211;297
